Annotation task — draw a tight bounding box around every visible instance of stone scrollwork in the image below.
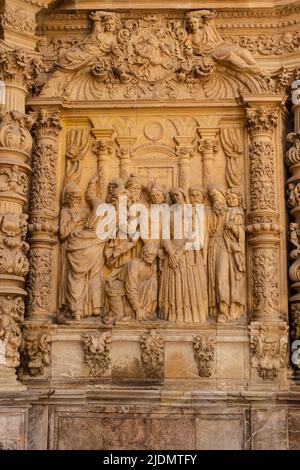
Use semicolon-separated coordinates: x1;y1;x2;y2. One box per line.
81;331;111;377
20;326;51;377
0;110;34;155
193;335;215;377
140;330;164;379
250;323;288;380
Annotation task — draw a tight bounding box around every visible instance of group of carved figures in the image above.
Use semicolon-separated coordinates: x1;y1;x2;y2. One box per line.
59;174;245;324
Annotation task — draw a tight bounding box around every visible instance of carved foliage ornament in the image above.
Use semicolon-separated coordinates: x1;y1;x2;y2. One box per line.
0;111;34;155
26;248;52;314
30;144;56;213
250;324;288;380
81;331;111;377
140;330;164;379
20;327;51;376
246;107;278;138
249;141;276;212
0;48;44;89
0;296;24;368
0;212;29;277
0;165;28;197
193;335;215;377
251;248;280;318
0;5;36;34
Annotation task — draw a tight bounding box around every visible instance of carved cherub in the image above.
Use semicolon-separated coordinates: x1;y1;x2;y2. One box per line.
290;222;300;260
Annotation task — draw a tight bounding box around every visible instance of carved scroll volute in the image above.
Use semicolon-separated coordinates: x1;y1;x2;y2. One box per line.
116;137;137;180
174;136;195;192
91;128;114;198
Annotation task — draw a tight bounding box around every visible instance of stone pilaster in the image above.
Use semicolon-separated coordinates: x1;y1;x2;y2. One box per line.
116;137;136;180
197;129;219;189
174;136;194;192
91;129;114;198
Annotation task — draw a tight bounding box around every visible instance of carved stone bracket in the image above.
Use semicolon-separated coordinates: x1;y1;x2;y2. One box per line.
250;322;288;380
140;330;164;379
193;334;215;378
20;325;51;377
81;331;111;377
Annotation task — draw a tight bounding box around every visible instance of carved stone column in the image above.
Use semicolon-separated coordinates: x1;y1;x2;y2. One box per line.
0;50;37;389
244;99;288;382
116;137;136;180
197;129;219;189
174;136;194;192
287;80;300;375
26;109;61;323
91;129;114;197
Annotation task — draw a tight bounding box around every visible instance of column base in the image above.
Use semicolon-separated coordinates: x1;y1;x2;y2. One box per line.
0;366;26;393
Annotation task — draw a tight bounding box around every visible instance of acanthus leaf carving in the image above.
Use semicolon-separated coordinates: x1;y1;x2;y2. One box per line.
30;143;56;214
26;248;52;314
0;48;44;90
250;323;288;380
81;331;111;377
193;334;215;377
140;330;164;379
0;5;36;34
251;248;280;318
246;107;278;138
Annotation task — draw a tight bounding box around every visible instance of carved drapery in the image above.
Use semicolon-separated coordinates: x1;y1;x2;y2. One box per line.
65;129;90;183
27;109;61;322
220;128;243;188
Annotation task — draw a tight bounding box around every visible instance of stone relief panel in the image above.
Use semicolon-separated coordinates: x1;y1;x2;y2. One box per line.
53;111;247;327
37;9;281;102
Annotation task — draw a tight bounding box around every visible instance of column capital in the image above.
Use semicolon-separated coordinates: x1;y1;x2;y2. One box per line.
246;107;278;139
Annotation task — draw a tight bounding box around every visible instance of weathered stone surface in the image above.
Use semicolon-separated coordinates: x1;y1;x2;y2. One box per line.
251;409;288;450
196;416;245;450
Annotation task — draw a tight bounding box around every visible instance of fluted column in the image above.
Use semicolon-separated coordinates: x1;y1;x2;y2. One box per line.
116;137;136;180
244;99;288;382
26;109;61;323
174;136;194;192
197;128;219;189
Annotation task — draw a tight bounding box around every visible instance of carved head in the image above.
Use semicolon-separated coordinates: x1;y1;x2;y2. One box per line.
103;14;119;33
149;182;166;204
226;188;243;208
106;178;127;204
63;182;82;208
185;10;215;32
170;187;186;205
189;185;205;204
141;243;158;264
125;174;142;203
209;188;226;214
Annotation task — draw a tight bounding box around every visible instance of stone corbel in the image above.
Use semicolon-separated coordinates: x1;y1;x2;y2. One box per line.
174;136;195;192
115;137;137;181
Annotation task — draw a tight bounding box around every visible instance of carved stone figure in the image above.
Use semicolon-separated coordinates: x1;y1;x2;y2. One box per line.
208;188;245;322
59;174;107;320
159;187;208;323
105;243;158;323
0;165;27;196
20;327;51;377
185;10;262;74
0;296;24;368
